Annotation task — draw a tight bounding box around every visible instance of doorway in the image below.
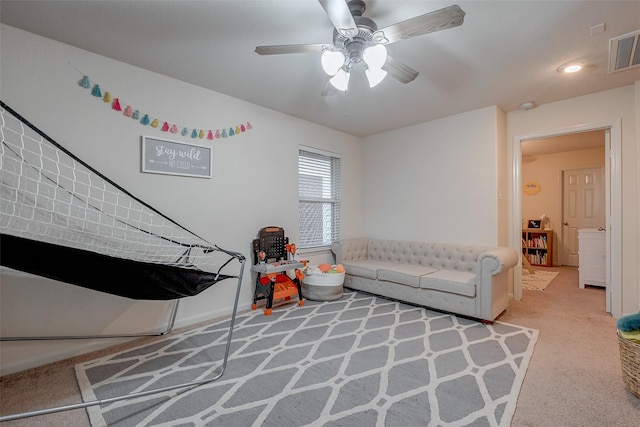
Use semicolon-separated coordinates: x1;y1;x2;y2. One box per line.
512;120;622;318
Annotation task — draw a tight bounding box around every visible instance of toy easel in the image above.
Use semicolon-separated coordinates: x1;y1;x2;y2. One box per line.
251;226;305;315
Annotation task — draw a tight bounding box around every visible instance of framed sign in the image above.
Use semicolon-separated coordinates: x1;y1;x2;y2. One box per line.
523;181;541;195
527;219;541;229
141;136;212;178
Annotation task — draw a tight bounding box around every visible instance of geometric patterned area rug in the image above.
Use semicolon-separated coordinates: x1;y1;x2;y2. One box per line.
522;270;559;291
75;291;538;427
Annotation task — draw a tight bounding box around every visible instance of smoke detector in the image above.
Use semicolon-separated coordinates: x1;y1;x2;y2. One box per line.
520;101;536;110
608;29;640;74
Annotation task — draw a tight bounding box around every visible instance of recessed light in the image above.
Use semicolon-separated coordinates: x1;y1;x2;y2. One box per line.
564;64;582;73
557;60;586;73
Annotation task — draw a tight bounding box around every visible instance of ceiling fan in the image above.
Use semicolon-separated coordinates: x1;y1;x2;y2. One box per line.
255;0;465;95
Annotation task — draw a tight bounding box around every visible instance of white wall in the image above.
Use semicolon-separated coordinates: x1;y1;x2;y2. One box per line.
0;25;363;375
507;84;638;316
496;107;509;247
361;106;502;246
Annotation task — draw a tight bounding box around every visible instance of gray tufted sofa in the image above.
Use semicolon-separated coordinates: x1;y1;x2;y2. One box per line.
332;238;518;321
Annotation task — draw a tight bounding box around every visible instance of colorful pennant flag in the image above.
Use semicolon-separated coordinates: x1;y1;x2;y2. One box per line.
77;75;252;141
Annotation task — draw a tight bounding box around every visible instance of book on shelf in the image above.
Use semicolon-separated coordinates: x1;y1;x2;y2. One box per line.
527;250;547;265
528;234;547;249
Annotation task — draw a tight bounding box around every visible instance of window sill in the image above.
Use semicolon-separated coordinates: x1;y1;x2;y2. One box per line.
298;247;332;256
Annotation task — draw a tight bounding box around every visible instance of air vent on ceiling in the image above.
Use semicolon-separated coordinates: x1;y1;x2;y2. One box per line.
608;29;640;74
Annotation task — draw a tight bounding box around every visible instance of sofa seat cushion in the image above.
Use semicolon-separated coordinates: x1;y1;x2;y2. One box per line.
377;264;438;288
420;270;476;297
343;260;398;280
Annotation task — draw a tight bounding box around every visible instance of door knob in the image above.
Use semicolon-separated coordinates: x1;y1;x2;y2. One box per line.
563;221;569;225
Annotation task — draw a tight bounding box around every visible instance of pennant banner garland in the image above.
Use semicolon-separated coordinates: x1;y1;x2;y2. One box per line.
78;75;252;140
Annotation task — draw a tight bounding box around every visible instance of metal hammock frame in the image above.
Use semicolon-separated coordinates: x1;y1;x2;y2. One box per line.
0;101;246;421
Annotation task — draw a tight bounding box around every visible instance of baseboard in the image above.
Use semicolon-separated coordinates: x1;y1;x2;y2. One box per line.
174;301;253;330
0;301;254;377
0;338;133;377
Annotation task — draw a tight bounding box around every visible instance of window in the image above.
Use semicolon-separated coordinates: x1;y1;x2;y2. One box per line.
298;146;341;249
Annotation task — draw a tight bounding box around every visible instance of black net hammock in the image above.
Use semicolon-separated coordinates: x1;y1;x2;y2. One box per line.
0;101;246;422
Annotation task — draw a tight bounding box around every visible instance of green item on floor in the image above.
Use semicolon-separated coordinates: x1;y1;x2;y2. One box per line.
619;329;640;343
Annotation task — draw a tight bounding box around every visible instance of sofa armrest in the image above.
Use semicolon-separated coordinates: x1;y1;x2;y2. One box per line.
332;238;370;263
478;247;519;276
476;246;519;320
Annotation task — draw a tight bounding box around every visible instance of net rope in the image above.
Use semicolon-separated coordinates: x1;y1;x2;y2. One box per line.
0;103;226;273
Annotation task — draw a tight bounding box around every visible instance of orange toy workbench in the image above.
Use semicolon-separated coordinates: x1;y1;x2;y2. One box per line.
251;226;304;315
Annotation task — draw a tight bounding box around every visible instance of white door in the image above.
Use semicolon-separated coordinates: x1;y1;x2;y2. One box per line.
561;167;605;266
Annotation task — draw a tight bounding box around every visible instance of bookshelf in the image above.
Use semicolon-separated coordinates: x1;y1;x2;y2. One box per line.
522;229;553;267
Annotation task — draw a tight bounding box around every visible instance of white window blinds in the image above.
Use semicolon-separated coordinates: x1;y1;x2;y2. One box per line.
298;147;341;249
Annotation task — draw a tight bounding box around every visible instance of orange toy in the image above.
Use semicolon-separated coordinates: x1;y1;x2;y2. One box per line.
251;226;305;316
318;263;332;273
254;274;304;315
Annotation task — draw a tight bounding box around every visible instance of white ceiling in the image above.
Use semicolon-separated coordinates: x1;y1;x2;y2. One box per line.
1;1;639;138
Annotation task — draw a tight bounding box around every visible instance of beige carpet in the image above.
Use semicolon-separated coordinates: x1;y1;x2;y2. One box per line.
522;270;558;291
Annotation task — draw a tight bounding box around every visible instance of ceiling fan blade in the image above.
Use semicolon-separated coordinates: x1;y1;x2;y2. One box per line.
382;55;419;84
376;4;465;45
318;0;358;37
255;44;328;55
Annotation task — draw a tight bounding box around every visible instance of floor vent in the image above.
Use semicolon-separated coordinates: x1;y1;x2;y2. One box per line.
608;29;640;74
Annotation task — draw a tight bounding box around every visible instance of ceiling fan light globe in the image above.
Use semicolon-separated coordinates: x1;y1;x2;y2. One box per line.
329;69;350;92
363;44;387;69
321;50;345;76
366;67;387;88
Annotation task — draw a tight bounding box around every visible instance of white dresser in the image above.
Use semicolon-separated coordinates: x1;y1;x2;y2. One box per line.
578;228;606;288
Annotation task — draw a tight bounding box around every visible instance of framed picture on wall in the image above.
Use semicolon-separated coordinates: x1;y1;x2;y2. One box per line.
527;219;541;229
141;136;212;178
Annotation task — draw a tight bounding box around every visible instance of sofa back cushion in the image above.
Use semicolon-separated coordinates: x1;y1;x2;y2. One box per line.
333;238;370;262
367;239;489;273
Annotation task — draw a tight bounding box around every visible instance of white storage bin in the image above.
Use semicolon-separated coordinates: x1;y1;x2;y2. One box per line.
302;270;345;301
